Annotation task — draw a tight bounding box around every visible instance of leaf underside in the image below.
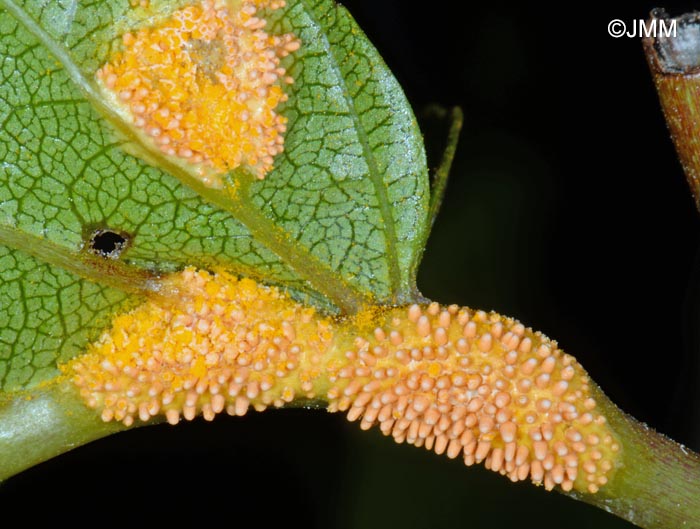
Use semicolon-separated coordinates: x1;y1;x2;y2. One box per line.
0;0;430;392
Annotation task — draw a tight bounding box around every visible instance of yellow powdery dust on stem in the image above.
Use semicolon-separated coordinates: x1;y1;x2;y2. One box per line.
96;0;300;187
62;270;621;495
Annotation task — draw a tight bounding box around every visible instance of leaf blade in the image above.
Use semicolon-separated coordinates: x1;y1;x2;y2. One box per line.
0;244;134;391
0;0;431;393
0;1;314;293
257;0;430;301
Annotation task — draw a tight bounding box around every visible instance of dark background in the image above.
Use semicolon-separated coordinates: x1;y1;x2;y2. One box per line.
4;1;700;528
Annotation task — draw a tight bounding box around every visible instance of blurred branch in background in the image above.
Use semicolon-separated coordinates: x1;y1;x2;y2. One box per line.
644;8;700;212
644;8;700;448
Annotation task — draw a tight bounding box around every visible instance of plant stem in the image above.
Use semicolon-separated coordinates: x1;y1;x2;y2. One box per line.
6;375;700;528
4;302;700;529
567;382;700;528
643;9;700;212
0;383;126;482
4;364;700;529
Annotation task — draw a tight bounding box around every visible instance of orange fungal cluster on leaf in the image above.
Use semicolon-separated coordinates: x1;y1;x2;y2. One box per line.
63;269;620;495
97;0;300;186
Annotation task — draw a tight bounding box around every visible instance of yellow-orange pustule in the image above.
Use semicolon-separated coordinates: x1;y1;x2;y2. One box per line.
62;268;620;495
96;0;299;187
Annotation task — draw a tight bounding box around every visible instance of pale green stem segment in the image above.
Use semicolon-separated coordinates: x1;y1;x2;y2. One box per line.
565;384;700;529
0;384;127;481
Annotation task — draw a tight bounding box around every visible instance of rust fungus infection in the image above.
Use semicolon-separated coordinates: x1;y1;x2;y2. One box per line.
329;304;620;495
97;0;300;186
66;268;333;424
63;269;620;495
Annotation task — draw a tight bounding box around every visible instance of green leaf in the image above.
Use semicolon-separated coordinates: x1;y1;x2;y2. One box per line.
0;0;429;396
0;245;137;391
0;0;317;298
257;0;430;301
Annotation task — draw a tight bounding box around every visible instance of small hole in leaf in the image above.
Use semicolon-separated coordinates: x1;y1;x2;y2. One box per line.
89;229;129;259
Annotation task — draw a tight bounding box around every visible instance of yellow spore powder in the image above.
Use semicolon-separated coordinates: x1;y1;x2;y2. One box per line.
63;268;620;494
97;0;300;186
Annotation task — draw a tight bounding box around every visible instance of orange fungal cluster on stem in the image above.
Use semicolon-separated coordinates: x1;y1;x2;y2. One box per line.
66;268;334;425
327;303;620;495
96;0;300;186
63;268;620;495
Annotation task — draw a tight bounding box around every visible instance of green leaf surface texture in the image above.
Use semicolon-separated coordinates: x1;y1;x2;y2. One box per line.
258;1;429;299
0;0;429;391
0;245;135;391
